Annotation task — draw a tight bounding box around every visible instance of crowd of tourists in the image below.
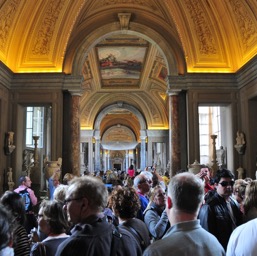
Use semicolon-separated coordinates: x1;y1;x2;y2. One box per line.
0;165;256;256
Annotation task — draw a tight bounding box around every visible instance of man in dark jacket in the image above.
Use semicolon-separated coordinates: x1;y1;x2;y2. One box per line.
198;169;243;251
56;175;141;256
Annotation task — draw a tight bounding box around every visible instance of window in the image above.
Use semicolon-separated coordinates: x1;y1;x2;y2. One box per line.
26;107;44;148
199;106;221;165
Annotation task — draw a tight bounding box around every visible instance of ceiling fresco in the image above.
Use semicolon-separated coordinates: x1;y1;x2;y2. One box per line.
97;46;147;88
1;0;257;146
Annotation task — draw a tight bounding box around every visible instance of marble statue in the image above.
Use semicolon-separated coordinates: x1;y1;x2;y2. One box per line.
234;131;246;155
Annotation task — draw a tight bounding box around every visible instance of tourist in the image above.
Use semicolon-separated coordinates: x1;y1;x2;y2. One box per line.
144;185;170;240
14;176;38;233
143;172;225;256
198;169;243;251
56;175;141;255
0;205;14;256
111;186;150;253
134;174;152;220
30;200;70;256
1;191;30;256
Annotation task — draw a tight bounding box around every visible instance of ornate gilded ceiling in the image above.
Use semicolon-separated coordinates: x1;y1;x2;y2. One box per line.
1;0;257;140
1;0;257;74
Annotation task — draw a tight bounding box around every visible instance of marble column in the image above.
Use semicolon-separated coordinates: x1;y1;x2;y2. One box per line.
125;150;128;171
103;150;107;172
106;150;110;170
80;143;86;173
140;131;147;170
88;137;94;173
132;148;137;170
70;92;82;176
94;131;101;172
147;137;153;167
167;89;181;177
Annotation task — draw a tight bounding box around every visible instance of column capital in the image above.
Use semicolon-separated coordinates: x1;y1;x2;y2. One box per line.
69;89;83;97
167;89;181;96
140;129;147;137
166;75;186;95
140;136;147;141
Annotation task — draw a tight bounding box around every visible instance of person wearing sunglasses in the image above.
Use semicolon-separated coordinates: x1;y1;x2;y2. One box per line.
198;169;243;251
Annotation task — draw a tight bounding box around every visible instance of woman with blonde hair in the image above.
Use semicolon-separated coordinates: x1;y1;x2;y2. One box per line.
62;173;75;185
144;185;170;240
242;180;257;222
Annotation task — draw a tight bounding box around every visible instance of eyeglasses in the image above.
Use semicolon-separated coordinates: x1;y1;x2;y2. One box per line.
219;181;235;187
64;197;84;205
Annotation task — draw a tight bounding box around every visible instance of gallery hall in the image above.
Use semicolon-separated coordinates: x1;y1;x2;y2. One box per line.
0;0;257;194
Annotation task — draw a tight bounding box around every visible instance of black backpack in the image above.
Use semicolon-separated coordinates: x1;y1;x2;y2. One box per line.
19;188;32;212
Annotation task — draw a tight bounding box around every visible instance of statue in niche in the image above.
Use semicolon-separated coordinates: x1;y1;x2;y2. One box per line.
4;132;16;155
156;155;161;168
236;166;245;179
7;167;13;183
234;131;246;155
217;146;226;167
7;167;15;191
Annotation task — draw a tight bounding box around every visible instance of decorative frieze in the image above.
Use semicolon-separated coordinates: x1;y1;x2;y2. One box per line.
32;0;65;55
228;0;257;53
0;0;20;51
185;0;217;55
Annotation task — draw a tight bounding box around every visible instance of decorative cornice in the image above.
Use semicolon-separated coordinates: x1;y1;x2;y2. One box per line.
0;61;13;89
166;74;237;90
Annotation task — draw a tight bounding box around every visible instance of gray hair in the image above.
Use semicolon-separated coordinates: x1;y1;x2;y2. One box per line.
68;175;108;212
53;184;68;203
168;172;204;214
133;174;146;189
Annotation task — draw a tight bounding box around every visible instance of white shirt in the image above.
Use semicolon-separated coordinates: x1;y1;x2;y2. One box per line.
226;218;257;256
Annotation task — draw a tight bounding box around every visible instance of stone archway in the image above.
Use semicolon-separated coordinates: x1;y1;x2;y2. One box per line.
93;102;148;171
94;102;146;131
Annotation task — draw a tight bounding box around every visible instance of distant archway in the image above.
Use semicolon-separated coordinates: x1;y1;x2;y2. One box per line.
94;102;146;132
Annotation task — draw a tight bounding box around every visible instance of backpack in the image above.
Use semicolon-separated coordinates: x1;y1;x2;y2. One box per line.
19;188;32;212
110;225;122;256
121;223;147;252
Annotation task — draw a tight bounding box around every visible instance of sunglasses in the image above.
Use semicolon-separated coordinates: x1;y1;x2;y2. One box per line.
219;181;235;187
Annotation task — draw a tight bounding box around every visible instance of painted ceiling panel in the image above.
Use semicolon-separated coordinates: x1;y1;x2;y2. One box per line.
1;0;257;73
2;0;257;132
